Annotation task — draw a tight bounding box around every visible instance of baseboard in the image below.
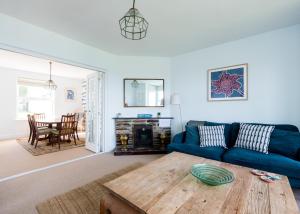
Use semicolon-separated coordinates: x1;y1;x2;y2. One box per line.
0;132;27;141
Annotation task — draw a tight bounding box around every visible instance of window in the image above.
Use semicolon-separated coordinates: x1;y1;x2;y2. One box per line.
17;78;55;120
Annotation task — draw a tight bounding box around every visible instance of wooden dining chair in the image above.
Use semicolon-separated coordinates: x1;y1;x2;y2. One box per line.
50;114;76;149
74;113;80;140
31;115;52;148
27;114;33;143
33;113;48;129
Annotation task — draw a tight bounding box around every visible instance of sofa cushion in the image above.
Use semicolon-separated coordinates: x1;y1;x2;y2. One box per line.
234;124;275;154
269;129;300;160
185;125;200;145
204;121;233;148
223;148;300;179
198;125;227;148
167;143;225;161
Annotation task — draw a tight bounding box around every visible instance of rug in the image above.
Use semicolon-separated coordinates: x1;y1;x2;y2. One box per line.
36;162;143;214
17;137;85;156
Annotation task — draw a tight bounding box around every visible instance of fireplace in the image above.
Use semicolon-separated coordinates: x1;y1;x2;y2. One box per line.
113;117;172;155
133;124;153;148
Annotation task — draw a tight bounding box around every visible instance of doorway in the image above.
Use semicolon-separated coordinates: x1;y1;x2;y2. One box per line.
0;48;105;179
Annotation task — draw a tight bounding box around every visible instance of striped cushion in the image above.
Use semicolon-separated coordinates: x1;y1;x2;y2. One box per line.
235;123;275;154
198;125;227;148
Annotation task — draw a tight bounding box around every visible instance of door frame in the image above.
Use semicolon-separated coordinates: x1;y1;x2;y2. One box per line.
85;72;105;153
0;44;107;153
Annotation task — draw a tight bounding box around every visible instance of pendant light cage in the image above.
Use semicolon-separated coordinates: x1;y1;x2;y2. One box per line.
119;0;149;40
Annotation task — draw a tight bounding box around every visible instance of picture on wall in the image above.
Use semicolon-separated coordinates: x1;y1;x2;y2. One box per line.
208;64;248;101
65;88;76;101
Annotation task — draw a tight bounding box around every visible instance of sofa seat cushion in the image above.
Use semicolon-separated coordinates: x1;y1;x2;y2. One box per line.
167;143;225;161
223;148;300;179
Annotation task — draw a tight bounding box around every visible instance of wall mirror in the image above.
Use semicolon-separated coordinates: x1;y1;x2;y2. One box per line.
124;79;164;107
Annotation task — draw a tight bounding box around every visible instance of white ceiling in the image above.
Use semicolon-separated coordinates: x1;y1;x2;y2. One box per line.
0;49;95;79
0;0;299;56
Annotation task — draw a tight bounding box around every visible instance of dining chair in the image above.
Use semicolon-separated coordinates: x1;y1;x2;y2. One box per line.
33;113;48;129
74;113;80;140
31;115;52;148
50;114;76;149
27;114;33;143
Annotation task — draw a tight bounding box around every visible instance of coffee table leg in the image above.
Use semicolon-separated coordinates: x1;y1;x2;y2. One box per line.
100;193;142;214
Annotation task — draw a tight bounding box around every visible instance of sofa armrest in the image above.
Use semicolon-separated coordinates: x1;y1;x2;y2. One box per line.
172;132;186;144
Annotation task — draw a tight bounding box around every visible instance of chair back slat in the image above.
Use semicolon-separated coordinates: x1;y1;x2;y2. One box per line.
33;113;45;121
60;114;76;135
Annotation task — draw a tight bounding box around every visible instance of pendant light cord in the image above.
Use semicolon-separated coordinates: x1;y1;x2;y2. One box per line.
133;0;135;8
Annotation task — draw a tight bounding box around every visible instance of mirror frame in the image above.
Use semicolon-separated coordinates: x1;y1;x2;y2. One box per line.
123;78;165;108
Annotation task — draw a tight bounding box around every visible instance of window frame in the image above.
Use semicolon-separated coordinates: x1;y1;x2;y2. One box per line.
16;78;56;120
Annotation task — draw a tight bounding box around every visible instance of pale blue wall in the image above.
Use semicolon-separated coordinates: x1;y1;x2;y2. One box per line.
170;24;300;134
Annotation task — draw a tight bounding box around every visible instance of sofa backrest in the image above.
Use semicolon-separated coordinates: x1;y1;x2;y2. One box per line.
186;120;299;148
186;120;205;127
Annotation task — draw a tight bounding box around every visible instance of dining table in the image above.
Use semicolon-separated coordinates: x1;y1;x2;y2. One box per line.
35;119;63;145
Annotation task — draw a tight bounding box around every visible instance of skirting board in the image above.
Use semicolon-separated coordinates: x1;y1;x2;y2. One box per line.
0;133;27;141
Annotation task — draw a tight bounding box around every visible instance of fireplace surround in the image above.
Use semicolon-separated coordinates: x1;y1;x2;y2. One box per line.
113;117;173;155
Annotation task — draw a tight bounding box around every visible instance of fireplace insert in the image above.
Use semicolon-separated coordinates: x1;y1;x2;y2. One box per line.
133;124;153;148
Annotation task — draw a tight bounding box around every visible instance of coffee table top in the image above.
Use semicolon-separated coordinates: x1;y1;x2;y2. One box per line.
103;152;299;214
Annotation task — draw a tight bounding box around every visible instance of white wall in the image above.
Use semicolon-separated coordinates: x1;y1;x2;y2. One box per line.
0;67;83;139
0;13;171;152
105;56;171;151
171;24;300;134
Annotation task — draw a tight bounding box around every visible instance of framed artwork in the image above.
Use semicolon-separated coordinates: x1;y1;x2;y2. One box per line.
65;88;76;101
208;64;248;101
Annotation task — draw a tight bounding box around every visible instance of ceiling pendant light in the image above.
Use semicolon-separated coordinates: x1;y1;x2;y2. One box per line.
45;61;57;90
119;0;149;40
131;80;139;88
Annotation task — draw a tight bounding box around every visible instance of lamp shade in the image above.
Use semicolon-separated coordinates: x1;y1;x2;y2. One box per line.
170;93;181;105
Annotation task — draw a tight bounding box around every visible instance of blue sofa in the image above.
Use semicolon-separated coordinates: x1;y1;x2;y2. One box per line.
168;121;300;188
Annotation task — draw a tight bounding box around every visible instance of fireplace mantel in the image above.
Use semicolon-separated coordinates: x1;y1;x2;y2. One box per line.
113;117;173;155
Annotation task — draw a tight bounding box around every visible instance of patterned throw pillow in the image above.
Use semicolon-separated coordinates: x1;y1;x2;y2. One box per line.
198;125;227;148
235;123;275;154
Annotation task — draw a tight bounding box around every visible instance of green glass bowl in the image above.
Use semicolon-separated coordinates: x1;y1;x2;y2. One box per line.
191;163;235;186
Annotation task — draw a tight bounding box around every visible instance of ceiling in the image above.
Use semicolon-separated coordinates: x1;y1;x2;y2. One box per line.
0;49;95;79
0;0;299;56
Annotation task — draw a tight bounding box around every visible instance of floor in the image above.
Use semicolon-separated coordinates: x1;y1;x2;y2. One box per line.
0;138;92;179
0;152;162;214
0;152;298;214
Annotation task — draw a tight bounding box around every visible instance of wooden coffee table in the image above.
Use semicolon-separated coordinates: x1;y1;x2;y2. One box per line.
101;152;299;214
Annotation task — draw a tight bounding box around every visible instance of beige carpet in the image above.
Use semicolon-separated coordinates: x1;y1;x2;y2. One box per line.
17;137;85;156
0;152;162;214
36;162;143;214
0;139;92;179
